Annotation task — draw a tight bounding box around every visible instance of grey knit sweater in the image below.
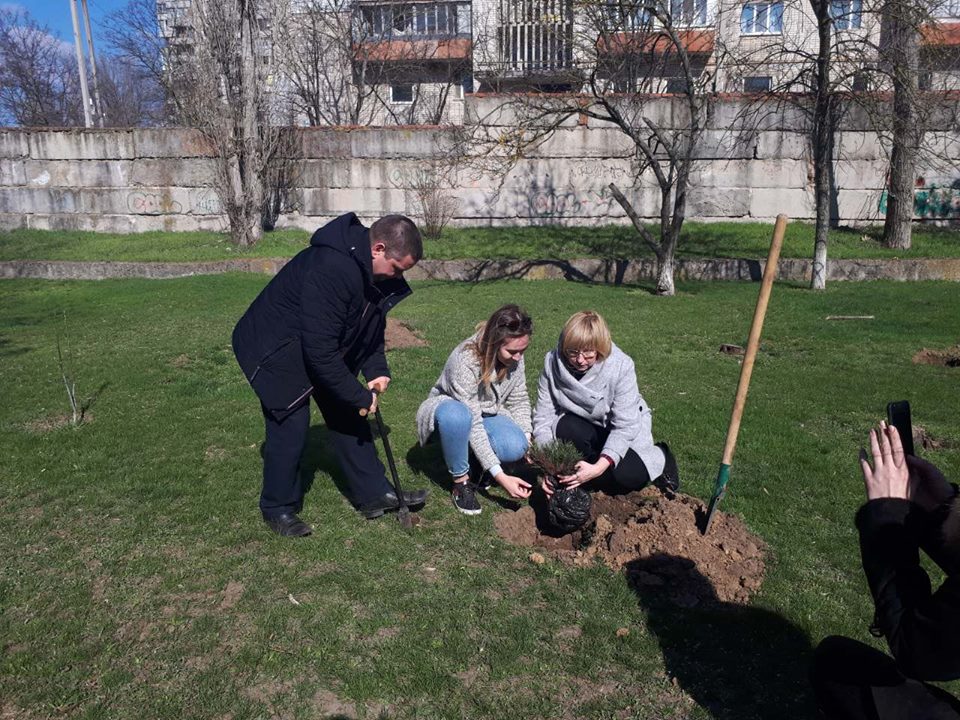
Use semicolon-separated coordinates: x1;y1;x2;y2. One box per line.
532;343;665;477
416;335;533;473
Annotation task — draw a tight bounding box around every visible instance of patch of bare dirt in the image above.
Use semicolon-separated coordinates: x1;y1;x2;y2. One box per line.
913;345;960;367
913;424;953;450
205;445;228;461
23;412;92;433
170;353;192;368
494;487;767;606
310;688;357;719
219;580;244;611
384;318;427;350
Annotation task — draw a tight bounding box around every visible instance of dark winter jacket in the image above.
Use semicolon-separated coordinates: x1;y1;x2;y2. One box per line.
232;213;411;418
856;487;960;682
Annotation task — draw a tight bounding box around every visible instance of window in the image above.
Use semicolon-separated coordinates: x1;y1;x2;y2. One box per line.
605;1;651;29
666;77;690;93
361;3;460;37
852;72;868;91
391;84;414;103
670;0;708;26
743;75;772;92
740;1;783;33
830;0;861;29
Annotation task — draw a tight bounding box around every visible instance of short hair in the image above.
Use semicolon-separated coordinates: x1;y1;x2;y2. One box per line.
559;311;612;360
370;215;423;263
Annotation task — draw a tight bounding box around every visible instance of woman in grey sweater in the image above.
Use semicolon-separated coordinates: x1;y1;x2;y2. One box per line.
533;310;678;496
416;304;534;515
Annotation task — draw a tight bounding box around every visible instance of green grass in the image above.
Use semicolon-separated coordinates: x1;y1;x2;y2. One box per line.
1;222;958;262
1;276;959;718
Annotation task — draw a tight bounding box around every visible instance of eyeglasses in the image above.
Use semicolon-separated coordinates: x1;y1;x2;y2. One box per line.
565;349;597;361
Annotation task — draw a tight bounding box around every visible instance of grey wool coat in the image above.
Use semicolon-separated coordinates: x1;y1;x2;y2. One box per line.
416;335;533;473
532;342;665;478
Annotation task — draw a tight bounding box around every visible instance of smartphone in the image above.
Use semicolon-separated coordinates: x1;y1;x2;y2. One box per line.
886;400;915;456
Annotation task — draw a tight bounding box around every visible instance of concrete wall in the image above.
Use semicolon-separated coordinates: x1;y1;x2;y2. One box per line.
1;96;958;232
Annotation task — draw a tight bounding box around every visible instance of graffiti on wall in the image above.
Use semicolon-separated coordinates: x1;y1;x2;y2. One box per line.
878;176;960;221
126;189;222;215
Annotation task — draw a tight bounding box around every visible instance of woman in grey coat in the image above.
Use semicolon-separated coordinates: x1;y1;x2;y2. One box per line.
533;310;678;496
416;304;534;515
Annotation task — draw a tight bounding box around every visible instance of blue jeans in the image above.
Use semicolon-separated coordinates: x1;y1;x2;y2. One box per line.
433;400;528;477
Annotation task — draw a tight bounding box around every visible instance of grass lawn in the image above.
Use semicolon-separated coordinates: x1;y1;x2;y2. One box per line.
1;276;959;719
1;222;958;263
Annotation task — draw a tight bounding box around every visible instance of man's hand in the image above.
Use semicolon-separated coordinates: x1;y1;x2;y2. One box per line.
558;458;611;490
364;390;379;417
367;376;390;394
861;421;909;501
906;455;954;511
496;472;532;499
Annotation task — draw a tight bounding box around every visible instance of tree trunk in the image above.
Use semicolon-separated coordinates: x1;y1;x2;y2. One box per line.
881;0;921;250
654;249;676;296
810;0;835;290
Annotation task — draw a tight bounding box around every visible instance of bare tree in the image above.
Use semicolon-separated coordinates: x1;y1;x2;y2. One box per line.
106;0;297;245
466;0;715;295
0;8;83;126
879;0;924;249
276;0;383;125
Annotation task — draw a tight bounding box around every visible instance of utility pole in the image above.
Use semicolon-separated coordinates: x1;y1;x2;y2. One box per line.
80;0;105;126
69;0;93;127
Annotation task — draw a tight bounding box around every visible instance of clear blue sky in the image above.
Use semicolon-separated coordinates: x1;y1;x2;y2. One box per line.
16;0;129;43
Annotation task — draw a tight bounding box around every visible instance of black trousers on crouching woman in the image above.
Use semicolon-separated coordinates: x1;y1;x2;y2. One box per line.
811;635;960;720
260;389;390;517
555;414;653;491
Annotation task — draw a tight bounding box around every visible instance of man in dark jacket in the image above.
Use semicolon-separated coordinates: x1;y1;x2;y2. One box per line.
233;213;427;536
811;421;960;719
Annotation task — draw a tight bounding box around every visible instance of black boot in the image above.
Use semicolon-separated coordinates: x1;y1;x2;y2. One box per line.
653;442;680;493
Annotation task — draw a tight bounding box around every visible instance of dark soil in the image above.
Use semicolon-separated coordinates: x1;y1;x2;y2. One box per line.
913;345;960;367
385;318;427;350
495;487;767;606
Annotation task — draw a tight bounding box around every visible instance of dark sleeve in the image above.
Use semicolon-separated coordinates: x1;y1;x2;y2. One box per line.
361;331;390;382
299;260;373;409
913;486;960;576
857;499;960;680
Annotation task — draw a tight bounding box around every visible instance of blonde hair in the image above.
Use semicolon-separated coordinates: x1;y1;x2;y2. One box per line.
560;311;612;360
468;304;533;391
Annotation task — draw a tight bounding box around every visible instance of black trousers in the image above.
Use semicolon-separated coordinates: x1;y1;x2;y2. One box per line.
260;391;390;517
811;635;960;720
555;414;651;491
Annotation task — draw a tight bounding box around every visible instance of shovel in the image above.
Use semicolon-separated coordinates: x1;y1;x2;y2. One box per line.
701;214;787;535
361;393;414;529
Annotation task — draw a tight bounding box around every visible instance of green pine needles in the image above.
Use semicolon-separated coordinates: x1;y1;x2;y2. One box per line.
527;440;582;478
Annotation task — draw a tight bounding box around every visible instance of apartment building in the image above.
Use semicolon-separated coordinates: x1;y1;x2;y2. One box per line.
156;0;960;126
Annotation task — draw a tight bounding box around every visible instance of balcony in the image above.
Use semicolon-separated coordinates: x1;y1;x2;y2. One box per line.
597;28;716;57
353;1;472;63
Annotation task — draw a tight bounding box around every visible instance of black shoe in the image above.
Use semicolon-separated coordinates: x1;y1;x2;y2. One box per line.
653;442;680;493
262;512;312;537
452;481;481;515
358;489;428;519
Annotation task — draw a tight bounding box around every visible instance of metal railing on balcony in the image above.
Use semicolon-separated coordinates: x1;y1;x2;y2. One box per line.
497;0;574;74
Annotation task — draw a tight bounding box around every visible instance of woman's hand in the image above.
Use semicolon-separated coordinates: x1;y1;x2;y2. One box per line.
496;472;532;499
558;458;611;490
861;421;909;501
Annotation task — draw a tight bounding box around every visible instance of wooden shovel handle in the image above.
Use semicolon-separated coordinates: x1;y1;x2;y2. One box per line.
721;214;788;465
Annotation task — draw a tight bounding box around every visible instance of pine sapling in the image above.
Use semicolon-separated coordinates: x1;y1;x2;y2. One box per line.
527;440;582;480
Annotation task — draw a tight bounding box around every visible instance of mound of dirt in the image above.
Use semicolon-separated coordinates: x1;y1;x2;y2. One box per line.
913;345;960;367
385;318;427;350
494;487;767;606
